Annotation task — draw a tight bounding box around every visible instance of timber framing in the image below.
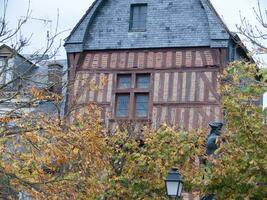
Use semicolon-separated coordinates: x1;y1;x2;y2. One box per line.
67;47;224;131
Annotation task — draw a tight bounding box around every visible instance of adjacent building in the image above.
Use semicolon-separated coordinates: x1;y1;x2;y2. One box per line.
64;0;249;131
0;44;65;115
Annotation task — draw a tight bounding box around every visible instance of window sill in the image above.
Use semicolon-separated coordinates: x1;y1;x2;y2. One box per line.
115;88;149;93
110;118;151;123
128;29;147;33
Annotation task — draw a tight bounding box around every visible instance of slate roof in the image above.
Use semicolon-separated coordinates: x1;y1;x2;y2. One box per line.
0;44;37;67
64;0;235;53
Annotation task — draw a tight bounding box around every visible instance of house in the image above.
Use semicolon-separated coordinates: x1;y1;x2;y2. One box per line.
64;0;249;131
0;44;65;116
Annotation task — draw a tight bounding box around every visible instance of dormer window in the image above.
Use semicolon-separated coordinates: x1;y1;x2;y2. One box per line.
129;4;147;32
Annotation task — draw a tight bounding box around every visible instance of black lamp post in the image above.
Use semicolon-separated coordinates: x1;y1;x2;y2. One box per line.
165;121;224;200
165;168;183;199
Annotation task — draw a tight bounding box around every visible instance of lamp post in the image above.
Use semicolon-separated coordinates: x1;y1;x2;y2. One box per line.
165;168;183;199
165;121;224;200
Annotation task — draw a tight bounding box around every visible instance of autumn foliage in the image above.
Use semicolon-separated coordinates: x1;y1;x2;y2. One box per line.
0;62;266;199
203;62;267;199
0;105;107;199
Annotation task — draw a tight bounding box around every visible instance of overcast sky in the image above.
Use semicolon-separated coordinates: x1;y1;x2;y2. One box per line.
2;0;267;58
1;0;267;107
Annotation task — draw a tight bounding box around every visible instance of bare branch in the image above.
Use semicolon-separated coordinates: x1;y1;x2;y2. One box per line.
237;0;267;55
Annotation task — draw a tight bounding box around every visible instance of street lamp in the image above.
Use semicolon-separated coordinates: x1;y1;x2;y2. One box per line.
165;121;224;199
165;168;183;199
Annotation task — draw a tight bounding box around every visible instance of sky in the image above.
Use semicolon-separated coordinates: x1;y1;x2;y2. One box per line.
1;0;267;107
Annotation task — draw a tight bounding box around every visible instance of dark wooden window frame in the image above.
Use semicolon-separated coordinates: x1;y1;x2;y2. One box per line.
113;72;153;121
129;3;148;32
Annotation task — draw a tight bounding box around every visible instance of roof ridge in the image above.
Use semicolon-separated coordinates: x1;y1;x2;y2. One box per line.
203;0;250;56
205;0;232;36
64;0;101;44
0;44;37;67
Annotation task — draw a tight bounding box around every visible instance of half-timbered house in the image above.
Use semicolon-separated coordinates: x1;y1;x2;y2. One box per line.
64;0;248;131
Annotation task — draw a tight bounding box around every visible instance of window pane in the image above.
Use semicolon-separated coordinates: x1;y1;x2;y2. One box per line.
117;74;131;88
130;4;147;31
137;74;150;88
135;94;149;117
0;59;4;67
132;6;139;30
116;94;130;117
138;6;147;29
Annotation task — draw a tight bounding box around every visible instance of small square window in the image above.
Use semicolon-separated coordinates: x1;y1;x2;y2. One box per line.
129;4;147;31
135;93;149;117
116;94;130;117
117;74;131;89
136;74;150;89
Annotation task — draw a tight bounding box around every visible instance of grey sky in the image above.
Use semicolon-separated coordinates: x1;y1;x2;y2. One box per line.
2;0;267;107
3;0;267;57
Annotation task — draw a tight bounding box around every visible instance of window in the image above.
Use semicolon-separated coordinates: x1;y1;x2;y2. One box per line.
0;59;4;67
0;59;4;84
117;74;131;88
116;94;130;117
136;74;150;88
135;93;149;117
129;4;147;31
0;58;7;85
115;73;151;119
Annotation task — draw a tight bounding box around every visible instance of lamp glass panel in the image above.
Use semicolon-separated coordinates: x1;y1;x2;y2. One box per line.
178;182;183;197
166;181;179;196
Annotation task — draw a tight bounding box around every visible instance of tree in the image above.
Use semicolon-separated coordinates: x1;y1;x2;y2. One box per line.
202;62;267;199
0;62;266;200
0;110;207;199
0;0;266;199
0;105;108;199
237;0;267;55
104;125;206;200
0;0;69;198
0;0;64;117
0;2;112;198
